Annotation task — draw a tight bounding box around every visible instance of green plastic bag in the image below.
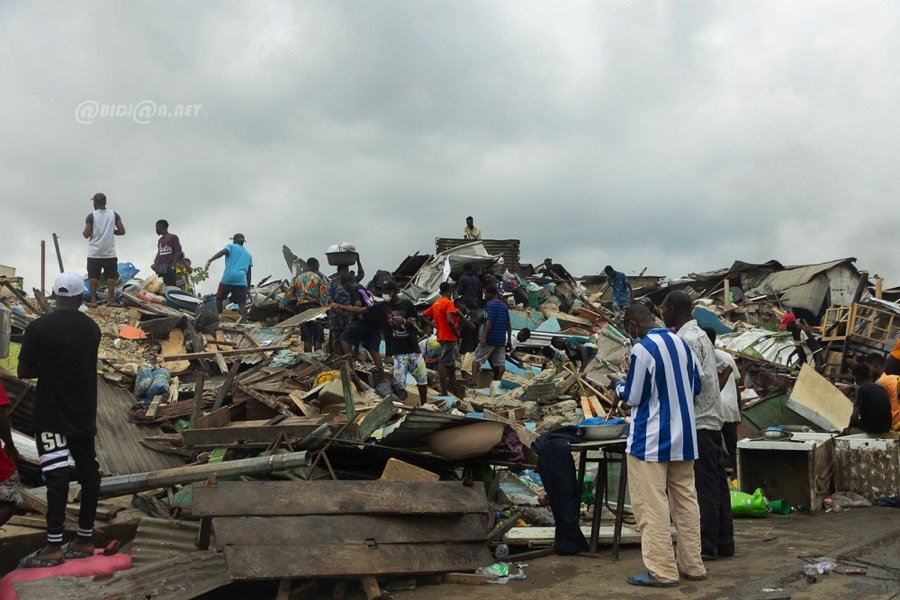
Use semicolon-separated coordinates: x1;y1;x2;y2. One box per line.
730;488;767;518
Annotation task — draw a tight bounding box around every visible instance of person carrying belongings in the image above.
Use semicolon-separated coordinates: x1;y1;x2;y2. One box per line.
780;312;824;369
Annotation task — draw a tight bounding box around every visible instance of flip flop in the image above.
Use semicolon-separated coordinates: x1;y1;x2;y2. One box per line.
61;541;94;559
17;549;64;569
626;571;678;588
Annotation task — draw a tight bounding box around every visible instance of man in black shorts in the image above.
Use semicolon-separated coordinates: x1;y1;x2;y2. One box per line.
83;192;125;308
17;272;102;567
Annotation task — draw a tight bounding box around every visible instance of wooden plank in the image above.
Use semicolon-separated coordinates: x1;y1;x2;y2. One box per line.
441;573;492;585
341;362;355;421
272;305;330;329
160;344;291;362
288;390;321;416
580;396;594;418
212;360;241;411
588;396;607;419
354;395;396;441
159;329;191;373
14;552;229;600
380;458;439;482
503;525;642;547
181;419;331;447
146;395;163;419
195;406;232;429
192;481;488;517
223;543;492;579
213;514;487;550
214;352;229;374
190;371;206;429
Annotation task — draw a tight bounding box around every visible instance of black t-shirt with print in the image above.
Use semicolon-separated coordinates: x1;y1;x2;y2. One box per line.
384;299;419;356
19;309;101;437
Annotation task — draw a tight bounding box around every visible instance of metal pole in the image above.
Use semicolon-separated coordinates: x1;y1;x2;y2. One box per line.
40;240;46;295
52;233;64;273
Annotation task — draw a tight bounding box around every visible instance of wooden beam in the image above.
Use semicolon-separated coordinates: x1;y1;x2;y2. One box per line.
192;481;488;517
212;514;487;550
352;395;396;441
223;543;492;580
190;371;206;429
212;361;241;410
181;419;332;447
160;344;290;362
340;361;355;421
16;451;312;498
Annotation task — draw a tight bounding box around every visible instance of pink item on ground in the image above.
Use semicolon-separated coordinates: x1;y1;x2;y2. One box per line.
0;550;132;600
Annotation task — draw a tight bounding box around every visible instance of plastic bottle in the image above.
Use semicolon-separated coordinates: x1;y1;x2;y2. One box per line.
494;544;509;559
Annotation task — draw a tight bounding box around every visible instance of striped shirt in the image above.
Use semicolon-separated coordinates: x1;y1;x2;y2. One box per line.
615;328;701;462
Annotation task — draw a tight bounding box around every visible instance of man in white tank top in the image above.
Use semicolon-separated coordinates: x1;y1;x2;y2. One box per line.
82;193;125;308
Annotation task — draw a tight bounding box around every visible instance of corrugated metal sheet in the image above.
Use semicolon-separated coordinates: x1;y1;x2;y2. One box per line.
779;275;829;314
379;408;481;448
95;377;184;476
745;258;855;297
129;517;202;566
435;238;521;271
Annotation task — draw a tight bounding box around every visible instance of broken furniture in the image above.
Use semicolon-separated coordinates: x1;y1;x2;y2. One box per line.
737;433;835;515
193;480;493;598
834;432;900;498
573;439;630;557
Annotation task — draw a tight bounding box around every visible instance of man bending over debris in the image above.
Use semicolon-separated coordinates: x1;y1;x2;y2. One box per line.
206;233;253;320
17;273;102;568
609;302;706;587
604;265;633;310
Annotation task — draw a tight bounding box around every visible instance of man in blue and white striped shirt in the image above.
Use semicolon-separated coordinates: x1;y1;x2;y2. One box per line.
611;303;706;587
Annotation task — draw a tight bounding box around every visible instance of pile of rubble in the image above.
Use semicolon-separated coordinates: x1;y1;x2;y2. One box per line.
0;244;897;598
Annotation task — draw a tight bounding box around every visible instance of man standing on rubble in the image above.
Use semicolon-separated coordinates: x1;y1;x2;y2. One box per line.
704;327;741;470
661;290;734;560
281;257;329;352
470;286;511;391
609;303;706;587
463;216;482;240
384;282;428;405
83;192;126;308
17;273;102;568
206;233;252;320
423;282;461;397
151;219;184;287
604;265;633;310
456;263;483;311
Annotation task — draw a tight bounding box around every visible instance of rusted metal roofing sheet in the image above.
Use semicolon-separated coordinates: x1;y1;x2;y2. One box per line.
435;238;521;271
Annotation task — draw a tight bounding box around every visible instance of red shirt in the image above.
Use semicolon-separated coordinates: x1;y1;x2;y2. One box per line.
424;296;458;342
0;382;16;481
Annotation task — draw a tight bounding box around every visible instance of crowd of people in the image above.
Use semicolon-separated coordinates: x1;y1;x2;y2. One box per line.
2;200;899;585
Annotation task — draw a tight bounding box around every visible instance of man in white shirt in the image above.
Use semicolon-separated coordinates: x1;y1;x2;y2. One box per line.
82;193;125;308
704;327;741;470
662;291;734;560
463;216;482;240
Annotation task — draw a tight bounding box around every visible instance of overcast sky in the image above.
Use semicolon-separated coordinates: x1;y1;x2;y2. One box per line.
2;1;898;295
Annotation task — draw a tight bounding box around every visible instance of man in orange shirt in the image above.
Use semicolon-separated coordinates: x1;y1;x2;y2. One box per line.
424;282;461;397
875;340;900;431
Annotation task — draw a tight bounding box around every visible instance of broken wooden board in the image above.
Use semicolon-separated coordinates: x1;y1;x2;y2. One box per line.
786;363;853;431
159;328;190;373
160;344;291;362
380;458;440;482
223;543;491;580
271;305;330;329
212;514;486;550
503;525;642;547
192;481;488;517
181;416;334;447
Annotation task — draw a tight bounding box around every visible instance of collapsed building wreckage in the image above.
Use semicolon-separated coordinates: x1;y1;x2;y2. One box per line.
0;242;898;598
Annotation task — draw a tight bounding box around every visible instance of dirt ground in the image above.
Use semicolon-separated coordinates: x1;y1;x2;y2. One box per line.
251;507;900;600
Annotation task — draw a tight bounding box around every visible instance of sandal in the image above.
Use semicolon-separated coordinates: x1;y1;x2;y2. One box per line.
626;571;678;588
17;549;64;569
61;540;94;559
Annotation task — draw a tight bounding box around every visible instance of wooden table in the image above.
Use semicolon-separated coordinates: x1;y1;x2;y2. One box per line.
572;438;629;558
